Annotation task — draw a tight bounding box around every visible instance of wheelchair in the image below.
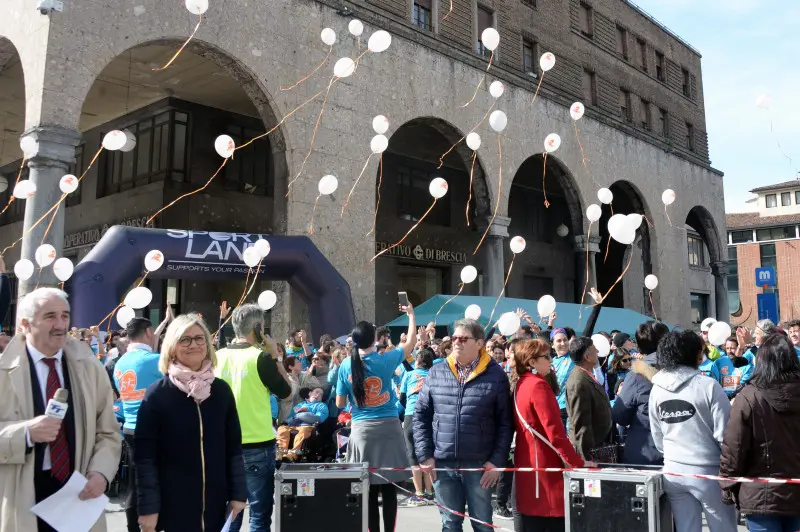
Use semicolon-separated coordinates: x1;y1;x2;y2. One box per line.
276;417;342;464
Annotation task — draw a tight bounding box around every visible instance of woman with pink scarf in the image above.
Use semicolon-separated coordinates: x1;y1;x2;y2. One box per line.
135;314;247;532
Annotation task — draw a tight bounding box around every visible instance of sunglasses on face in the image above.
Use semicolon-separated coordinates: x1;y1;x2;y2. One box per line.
451;336;475;343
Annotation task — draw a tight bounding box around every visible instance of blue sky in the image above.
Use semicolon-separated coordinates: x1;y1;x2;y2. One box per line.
633;0;800;212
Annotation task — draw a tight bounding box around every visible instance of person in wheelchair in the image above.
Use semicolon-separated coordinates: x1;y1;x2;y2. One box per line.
277;387;329;461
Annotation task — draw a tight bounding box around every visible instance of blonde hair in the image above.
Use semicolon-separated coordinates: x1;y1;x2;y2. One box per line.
159;313;217;374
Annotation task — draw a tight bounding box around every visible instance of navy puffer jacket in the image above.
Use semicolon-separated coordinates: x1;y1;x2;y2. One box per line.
413;352;513;468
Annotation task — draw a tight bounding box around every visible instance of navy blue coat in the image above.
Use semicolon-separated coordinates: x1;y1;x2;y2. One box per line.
611;353;663;465
413;352;513;468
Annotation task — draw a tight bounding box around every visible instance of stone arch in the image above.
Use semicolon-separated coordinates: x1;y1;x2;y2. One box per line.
686;204;728;321
0;36;26;166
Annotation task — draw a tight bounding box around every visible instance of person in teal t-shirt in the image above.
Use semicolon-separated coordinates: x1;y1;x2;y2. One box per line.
399;347;434;504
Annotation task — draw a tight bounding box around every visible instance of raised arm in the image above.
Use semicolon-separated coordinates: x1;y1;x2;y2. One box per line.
398;303;417;360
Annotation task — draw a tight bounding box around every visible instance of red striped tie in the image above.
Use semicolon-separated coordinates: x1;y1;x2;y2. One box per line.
42;358;71;483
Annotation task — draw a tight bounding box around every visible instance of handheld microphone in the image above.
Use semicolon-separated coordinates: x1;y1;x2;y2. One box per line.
45;388;69;420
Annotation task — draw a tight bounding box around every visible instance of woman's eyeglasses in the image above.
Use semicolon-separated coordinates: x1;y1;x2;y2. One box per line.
178;335;207;347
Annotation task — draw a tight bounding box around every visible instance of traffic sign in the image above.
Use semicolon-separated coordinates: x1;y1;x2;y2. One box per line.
755;267;776;287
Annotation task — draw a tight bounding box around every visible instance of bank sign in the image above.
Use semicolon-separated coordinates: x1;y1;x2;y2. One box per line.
374;241;466;264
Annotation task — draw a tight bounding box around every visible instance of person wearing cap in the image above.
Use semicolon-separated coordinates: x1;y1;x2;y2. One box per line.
700;318;723;361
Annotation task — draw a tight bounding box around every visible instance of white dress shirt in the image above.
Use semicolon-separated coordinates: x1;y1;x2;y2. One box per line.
27;341;65;470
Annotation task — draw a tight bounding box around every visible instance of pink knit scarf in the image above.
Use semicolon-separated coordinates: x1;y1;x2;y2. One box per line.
168;360;214;404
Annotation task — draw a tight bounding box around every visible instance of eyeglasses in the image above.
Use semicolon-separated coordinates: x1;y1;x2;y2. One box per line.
312;357;321;362
451;336;475;344
533;354;552;361
178;335;207;347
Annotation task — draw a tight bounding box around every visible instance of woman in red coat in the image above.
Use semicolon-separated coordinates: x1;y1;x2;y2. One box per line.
512;339;587;532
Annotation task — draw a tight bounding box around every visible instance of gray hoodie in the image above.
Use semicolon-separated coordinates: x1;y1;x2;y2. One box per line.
649;366;731;469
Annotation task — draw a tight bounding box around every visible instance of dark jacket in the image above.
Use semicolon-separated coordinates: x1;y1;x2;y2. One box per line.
413;351;513;468
565;366;612;459
720;377;800;515
611;353;663;465
0;273;10;327
135;377;247;532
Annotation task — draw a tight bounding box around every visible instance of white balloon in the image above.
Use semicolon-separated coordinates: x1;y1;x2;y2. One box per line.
556;224;569;237
348;19;364;37
254;239;271;258
185;0;208;15
0;176;7;193
612;225;636;245
607;213;627;236
243;246;261;268
35;244;56;267
370;134;389;154
498;312;521;336
258;290;278;310
626;213;643;230
708;321;732;346
592;334;611;357
597;187;613;205
509;236;526;254
124;286;153;310
13;180;36;199
120;129;137;153
539;52;556;72
489;110;507;132
481;28;500;51
372;115;390;135
755;94;770;110
318;174;339;195
489;80;504;98
321;28;336;46
662;189;676;206
429;177;449;199
214;135;235;159
53;257;74;281
460;265;478;284
537;295;556;318
644;274;659;291
544;133;561;153
102;130;127;151
59;174;79;194
333;57;356;78
367;30;392;53
466;132;481;151
586;204;602;222
464;304;482;320
144;249;165;272
20;136;38;158
570;102;585;120
116;305;136;327
14;259;34;281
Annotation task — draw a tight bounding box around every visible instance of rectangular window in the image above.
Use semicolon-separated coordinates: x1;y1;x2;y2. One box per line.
655;51;666;82
730;230;753;244
795;191;800;204
687;235;706;267
579;3;593;37
766;194;777;208
658;108;669;137
522;39;536;73
685;122;695;151
728;246;740;315
413;0;433;31
760;243;779;309
637;38;647;71
397;165;450;226
756;226;793;241
616;26;628;59
781;192;791;206
640;98;651;131
619;89;631;122
582;69;597;105
223;125;272;196
682;67;691;97
690;293;709;326
477;7;494;57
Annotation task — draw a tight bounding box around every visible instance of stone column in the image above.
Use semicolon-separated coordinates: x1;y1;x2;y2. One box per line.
19;126;82;295
477;215;510;297
573;234;601;304
711;260;730;322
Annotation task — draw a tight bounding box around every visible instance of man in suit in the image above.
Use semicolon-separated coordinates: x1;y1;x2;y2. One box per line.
0;287;121;532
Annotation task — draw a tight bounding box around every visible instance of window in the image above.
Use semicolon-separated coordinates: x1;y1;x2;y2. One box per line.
765;194;777;208
413;0;433;31
795;191;800;204
65;144;85;207
639;98;651;131
730;230;753;244
685;122;695;151
582;69;597;105
690;293;709;327
579;3;593;37
728;246;740;315
682;68;691;97
619;89;631;122
756;226;793;241
781;192;792;206
616;26;628;59
655;51;666;82
760;243;779;308
0;167;26;225
0;276;17;332
658;108;669;137
687;235;706;267
397;165;451;226
477;7;494;57
522;39;537;73
521;0;535;6
223;125;272;196
637;38;647;71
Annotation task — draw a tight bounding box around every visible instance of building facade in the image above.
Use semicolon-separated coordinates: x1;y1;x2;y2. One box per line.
0;0;726;336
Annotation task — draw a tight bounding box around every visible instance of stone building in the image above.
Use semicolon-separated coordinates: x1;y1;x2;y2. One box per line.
0;0;727;335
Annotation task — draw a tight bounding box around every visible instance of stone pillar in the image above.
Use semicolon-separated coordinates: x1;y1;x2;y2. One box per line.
19;126;82;295
477;215;510;297
573;234;601;304
711;260;730;322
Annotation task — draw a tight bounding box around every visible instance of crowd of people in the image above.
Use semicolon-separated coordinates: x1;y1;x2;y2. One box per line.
1;279;800;532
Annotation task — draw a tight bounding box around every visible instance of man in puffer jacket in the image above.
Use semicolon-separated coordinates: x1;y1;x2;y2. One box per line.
414;318;513;532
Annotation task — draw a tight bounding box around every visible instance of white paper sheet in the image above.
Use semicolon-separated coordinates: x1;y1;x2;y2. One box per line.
31;472;109;532
220;512;233;532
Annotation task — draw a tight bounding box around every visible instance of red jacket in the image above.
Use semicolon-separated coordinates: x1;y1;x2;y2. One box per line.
513;372;584;517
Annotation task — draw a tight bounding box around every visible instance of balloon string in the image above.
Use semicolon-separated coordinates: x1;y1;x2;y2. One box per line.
152;14;202;71
459;51;493;109
642;214;654;228
214;258;264;339
474;135;502;255
664;203;673;227
531;71;546;106
542;152;550;208
600;251;633;304
442;0;453;21
368;198;437;265
466;151;477;226
603;230;611;265
434;283;464;323
95;272;149;329
367;154;384;237
581;222;592;306
39;195;65;248
487;253;515;330
342;153;373;217
146;158;227;225
573;121;600;188
649;290;658;320
280;46;332;91
437;102;494;169
609;201;614;216
0;157;27;219
308;194;321;234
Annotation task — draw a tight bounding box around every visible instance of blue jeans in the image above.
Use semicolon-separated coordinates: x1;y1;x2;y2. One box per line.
434;460;494;532
230;444;276;532
746;515;800;532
